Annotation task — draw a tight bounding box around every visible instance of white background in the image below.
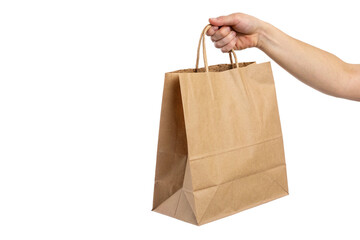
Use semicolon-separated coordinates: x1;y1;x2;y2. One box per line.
0;0;359;239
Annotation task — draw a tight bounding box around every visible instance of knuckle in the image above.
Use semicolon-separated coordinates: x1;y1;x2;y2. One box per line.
221;33;234;45
220;27;230;36
234;12;243;21
222;42;234;53
227;32;235;41
206;29;214;36
213;26;231;40
215;39;224;47
214;41;222;48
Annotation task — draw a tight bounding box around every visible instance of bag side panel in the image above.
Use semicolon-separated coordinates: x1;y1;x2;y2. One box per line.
152;73;188;210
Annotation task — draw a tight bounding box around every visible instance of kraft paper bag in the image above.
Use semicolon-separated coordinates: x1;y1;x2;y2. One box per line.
152;24;289;225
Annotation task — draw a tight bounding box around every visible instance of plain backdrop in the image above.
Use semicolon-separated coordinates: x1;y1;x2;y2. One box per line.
0;0;359;239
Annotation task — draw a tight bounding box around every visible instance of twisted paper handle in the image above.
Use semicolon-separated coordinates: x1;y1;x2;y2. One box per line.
195;24;239;72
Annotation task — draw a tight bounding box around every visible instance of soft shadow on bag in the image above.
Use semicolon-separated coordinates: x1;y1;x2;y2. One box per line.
152;24;289;225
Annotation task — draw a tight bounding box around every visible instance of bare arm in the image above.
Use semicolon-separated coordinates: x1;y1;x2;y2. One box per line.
207;13;360;101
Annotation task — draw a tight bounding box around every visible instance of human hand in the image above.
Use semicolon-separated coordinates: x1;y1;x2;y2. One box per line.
206;13;264;52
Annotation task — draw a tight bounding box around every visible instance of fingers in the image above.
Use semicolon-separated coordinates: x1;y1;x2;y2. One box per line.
214;31;236;49
220;38;237;53
207;26;237;52
211;26;231;42
206;26;219;36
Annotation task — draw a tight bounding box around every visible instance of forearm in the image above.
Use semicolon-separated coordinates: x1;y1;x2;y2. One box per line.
257;21;358;100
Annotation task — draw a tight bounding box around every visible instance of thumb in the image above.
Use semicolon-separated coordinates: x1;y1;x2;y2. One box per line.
209;15;238;26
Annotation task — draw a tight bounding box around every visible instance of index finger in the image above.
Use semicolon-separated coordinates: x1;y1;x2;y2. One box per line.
206;26;219;36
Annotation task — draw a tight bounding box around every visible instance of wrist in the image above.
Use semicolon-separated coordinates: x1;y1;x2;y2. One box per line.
256;21;274;50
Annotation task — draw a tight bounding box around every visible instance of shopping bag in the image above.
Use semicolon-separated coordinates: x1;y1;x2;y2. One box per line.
152;24;289;225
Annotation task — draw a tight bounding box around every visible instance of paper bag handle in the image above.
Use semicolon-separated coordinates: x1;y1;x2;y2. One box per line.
195;24;239;72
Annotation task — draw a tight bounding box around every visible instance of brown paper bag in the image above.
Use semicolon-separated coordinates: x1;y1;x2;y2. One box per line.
152;24;289;225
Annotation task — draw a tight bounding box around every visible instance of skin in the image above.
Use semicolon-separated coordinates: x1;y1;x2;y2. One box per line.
207;13;360;101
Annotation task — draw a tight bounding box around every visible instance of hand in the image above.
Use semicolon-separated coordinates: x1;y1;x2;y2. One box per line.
206;13;264;52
